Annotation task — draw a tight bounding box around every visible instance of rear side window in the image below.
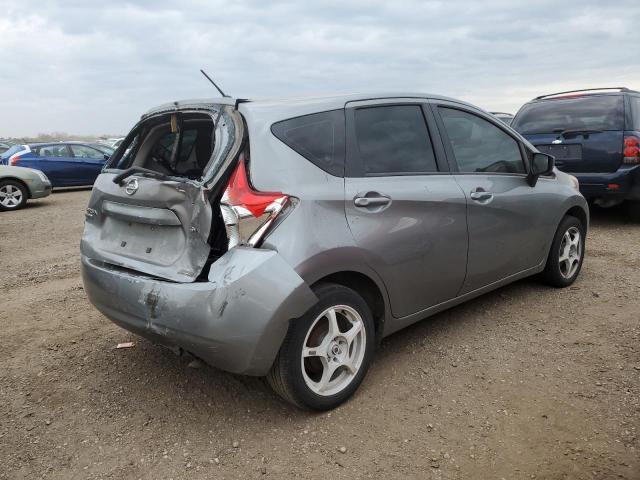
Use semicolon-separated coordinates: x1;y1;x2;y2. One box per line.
354;105;438;175
512;95;624;134
439;107;525;174
33;144;72;158
271;109;345;177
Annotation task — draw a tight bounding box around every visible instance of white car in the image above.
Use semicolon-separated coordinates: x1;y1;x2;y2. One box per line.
0;165;52;211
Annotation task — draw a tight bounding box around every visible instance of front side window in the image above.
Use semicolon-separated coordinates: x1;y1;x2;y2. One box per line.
438;107;525;174
70;145;104;159
354;105;438;175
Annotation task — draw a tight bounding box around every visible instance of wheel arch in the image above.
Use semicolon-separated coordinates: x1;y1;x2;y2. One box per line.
311;270;387;342
564;204;588;231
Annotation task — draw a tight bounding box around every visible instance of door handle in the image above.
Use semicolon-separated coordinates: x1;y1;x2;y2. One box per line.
469;189;493;202
354;194;391;208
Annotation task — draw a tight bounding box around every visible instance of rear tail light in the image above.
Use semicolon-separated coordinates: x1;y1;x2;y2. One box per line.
623;136;640;164
8;154;22;166
220;156;293;248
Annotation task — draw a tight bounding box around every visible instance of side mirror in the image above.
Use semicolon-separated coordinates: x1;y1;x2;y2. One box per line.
103;153;110;161
527;152;554;186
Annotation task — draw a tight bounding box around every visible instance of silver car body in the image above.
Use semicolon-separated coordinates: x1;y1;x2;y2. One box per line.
81;93;588;375
0;165;52;199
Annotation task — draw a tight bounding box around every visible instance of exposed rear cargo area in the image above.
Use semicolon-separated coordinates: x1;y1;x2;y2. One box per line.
80;105;244;282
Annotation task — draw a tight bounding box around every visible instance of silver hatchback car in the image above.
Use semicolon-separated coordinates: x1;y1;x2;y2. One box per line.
81;93;588;410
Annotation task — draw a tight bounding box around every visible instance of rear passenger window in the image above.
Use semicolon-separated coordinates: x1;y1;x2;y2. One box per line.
271;110;345;177
438;107;525;174
354;105;438;175
35;145;71;158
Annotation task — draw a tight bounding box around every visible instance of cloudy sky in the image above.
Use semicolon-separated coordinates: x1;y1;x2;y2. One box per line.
1;0;638;137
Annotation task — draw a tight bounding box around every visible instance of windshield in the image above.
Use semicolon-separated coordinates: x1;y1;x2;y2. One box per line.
512;95;624;134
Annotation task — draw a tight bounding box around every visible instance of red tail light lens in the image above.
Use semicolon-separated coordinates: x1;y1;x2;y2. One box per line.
225;156;287;217
8;154;22;166
623;136;640;164
220;156;291;248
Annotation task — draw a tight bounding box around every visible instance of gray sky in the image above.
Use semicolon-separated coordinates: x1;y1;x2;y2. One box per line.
1;0;638;137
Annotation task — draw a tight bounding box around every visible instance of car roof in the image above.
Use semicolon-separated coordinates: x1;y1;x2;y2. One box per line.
142;92;480;120
26;141;96;147
527;87;639;104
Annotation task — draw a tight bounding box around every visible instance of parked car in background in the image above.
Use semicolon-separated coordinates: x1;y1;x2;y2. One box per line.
490;112;514;125
0;165;51;211
90;143;115;156
0;140;15;155
81;93;588;410
0;142;109;187
511;87;640;219
100;137;125;148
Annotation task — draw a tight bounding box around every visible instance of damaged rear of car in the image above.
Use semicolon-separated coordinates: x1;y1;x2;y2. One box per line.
80;100;317;376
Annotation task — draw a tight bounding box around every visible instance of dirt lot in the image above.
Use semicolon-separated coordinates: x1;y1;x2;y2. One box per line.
0;190;638;480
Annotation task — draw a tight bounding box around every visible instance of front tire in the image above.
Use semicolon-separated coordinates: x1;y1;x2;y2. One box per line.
541;215;585;287
267;283;375;410
0;180;28;211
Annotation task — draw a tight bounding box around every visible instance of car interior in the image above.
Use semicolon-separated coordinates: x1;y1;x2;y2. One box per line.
115;113;215;180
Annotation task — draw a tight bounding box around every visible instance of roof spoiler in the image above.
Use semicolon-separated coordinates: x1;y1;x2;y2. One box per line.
534;87;637;100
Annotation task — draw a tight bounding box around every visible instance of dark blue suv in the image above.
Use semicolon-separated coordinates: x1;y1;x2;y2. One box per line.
512;87;640;219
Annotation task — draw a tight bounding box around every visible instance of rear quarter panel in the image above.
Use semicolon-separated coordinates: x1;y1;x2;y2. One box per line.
245;107;394;322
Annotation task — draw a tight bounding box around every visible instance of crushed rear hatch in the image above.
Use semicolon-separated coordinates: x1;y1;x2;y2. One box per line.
81;104;244;282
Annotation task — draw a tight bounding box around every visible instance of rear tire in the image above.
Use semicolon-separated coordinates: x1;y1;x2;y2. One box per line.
0;180;28;211
541;215;585;287
267;282;375;410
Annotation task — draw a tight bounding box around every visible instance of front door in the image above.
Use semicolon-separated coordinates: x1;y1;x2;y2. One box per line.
432;103;551;293
344;101;468;318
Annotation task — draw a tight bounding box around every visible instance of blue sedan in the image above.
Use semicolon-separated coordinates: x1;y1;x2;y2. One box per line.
0;142;110;187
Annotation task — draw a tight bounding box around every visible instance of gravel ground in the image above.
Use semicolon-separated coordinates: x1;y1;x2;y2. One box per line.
0;190;638;480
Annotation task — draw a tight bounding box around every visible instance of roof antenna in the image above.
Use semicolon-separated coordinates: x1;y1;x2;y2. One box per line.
200;69;230;98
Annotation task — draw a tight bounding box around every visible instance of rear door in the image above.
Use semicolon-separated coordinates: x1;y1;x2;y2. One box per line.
512;94;625;173
69;144;107;184
80;105;244;282
22;145;75;186
344;100;468;318
433;102;552;293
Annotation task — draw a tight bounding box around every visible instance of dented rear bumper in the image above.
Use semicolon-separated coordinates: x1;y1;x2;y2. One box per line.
81;247;317;376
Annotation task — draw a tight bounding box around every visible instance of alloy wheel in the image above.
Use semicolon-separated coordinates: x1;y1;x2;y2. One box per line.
300;305;366;396
0;184;23;208
558;226;582;279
